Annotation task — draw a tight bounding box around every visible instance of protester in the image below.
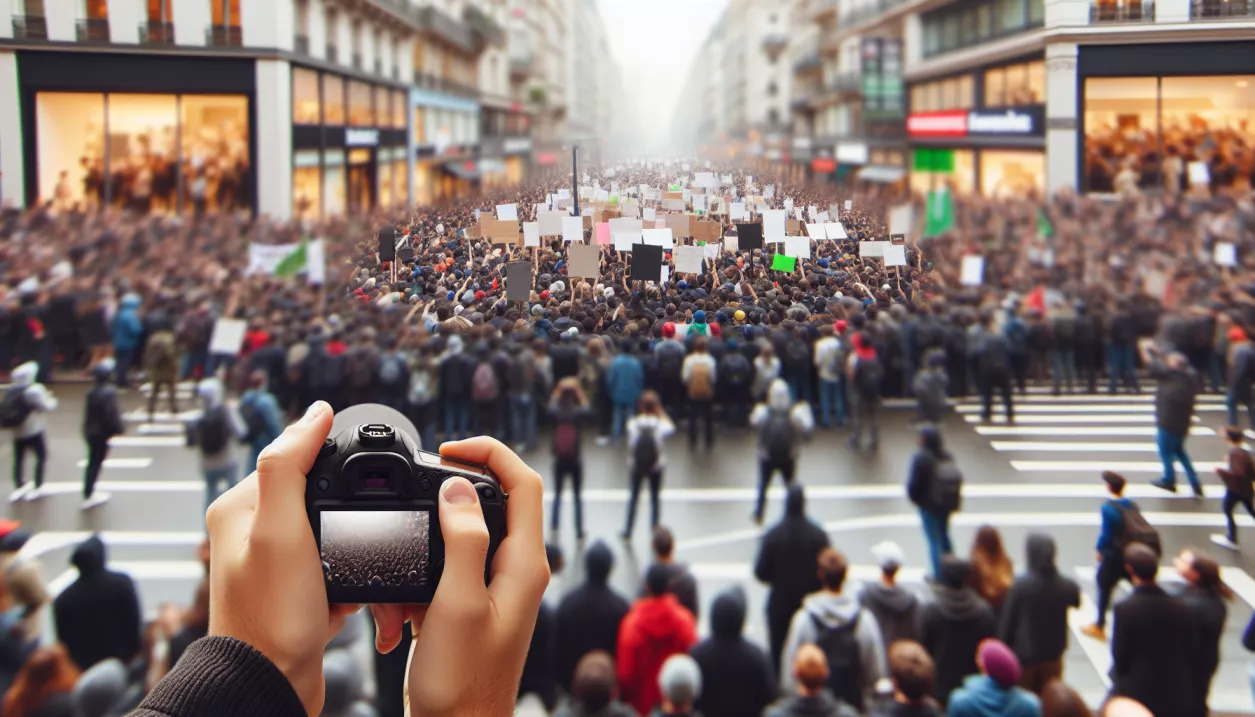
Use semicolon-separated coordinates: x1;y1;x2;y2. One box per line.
689;587;774;717
3;361;57;501
847;331;883;451
779;547;887;712
999;534;1080;695
869;641;943;717
617;564;698;717
1108;544;1194;717
144;312;180;420
858;541;922;649
609;339;645;442
52;536;142;673
0;527;49;648
1144;345;1203;496
755;484;831;679
946;639;1040;717
907;425;961;578
185;378;245;512
1226;326;1255;428
622;391;674;539
682;336;717;452
641;527;699;619
554;651;638;717
919;557;998;702
968;526;1014;616
913;351;949;425
72;659;132;717
750;378;814;524
1174;548;1230;717
110;293;143;388
813;324;847;429
765;644;859;717
556;541;631;693
1212;424;1255;550
549;377;592;538
81;358;124;509
976;313;1014;424
238;370;283;475
1;645;78;717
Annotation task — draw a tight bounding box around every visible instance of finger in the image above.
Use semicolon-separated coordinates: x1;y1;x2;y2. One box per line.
430;478;491;613
370;605;428;654
439;438;543;551
253;402;332;526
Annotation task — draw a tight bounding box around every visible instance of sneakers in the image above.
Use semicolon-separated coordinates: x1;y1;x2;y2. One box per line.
1081;624;1107;641
1149;478;1178;494
7;487;27;504
81;493;112;511
24;487;47;501
1211;534;1239;551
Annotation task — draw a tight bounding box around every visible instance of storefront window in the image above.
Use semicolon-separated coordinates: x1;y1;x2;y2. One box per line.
910;148;976;195
985;60;1045;106
293;68;321;125
911;75;975;112
378;158;393;209
980;150;1044;197
293;149;321;220
181;94;249;213
414;106;425;144
35;93;104;210
347;148;371;215
324;149;346;216
348;81;373;127
1027;61;1045;104
375;85;390;128
323;74;345;125
394;158;408;204
1083;77;1158;193
107;94;177;213
392;90;405;129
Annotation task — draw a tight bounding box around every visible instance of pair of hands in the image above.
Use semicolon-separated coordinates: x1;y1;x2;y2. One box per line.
205;402;550;716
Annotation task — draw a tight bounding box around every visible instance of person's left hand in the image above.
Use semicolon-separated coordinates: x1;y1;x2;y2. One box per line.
206;401;358;716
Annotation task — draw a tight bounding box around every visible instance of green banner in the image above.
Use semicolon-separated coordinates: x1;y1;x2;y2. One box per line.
913;148;955;174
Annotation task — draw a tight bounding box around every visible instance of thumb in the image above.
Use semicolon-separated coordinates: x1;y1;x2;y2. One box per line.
433;478;490;607
254;401;333;522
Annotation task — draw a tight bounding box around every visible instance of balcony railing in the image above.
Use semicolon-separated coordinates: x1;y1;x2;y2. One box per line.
415;73;479;98
831;72;862;94
206;24;243;46
294;33;309;54
1190;0;1254;17
352;52;363;69
509;51;534;77
12;15;48;39
76;17;111;41
1089;0;1155;21
138;21;175;44
326;42;338;61
463;4;504;48
793;52;822;75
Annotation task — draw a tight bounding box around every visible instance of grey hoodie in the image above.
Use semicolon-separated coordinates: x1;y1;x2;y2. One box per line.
190;379;246;471
7;362;57;439
858;581;922;648
779;592;887;700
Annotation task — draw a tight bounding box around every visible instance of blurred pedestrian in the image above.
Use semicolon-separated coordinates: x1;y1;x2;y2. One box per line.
1174;548;1230;717
766;644;858;717
1038;681;1090;717
750;378;814;524
859;541;922;650
642;528;698;619
549;378;591;538
554;651;638;717
2;361;57;501
907;425;961;579
946;639;1040;717
690;587;775;717
185;378;245;513
622;391;674;539
1145;346;1202;497
846;331;883;452
1212;425;1255;551
238;370;282;475
617;564;698;717
999;534;1080;695
653;655;702;717
920;557;997;703
556;542;630;693
968;526;1014;617
82;358;123;510
52;536;142;673
1;645;79;717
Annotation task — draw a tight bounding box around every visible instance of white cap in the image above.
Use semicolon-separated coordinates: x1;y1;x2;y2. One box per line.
882;283;891;290
871;540;905;570
835;291;843;299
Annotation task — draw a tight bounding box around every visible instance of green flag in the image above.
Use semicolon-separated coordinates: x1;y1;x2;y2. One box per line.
924;188;955;238
1037;209;1054;239
771;254;797;273
274;241;308;278
668;183;682;192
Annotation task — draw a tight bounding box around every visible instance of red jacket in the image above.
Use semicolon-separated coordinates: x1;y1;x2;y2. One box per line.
616;595;697;717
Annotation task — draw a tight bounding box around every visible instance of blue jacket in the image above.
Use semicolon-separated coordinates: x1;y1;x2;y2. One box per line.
948;675;1040;717
606;354;644;406
240;389;283;448
111;296;144;351
1097;497;1133;555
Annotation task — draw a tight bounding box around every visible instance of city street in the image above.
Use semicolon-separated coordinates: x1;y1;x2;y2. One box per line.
2;381;1254;711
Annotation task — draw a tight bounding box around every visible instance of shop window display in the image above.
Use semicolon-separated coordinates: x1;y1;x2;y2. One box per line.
980;150;1044;197
293;150;321;220
324;74;345;125
293;68;321;124
36;93;105;210
910;149;976;195
180;95;250;214
323;150;346;217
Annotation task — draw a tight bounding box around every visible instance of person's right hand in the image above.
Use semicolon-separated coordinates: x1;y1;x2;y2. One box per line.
372;437;549;717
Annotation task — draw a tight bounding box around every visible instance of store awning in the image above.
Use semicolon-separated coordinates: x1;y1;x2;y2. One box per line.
442;161;481;181
857;165;907;183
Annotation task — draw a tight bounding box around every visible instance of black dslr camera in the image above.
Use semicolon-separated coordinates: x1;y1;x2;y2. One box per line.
305;421;507;604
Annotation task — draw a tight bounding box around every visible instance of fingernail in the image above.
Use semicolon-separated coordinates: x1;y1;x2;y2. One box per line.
302;401;327;424
441;478;477;505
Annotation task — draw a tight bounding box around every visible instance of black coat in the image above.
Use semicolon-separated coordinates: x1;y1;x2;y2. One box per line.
754;491;830;623
52;537;142;671
1178;584;1227;717
1111;583;1195;717
999;534;1080;666
1149;359;1198;436
83;382;124;441
690;590;776;717
555;544;631;691
519;601;557;711
919;586;997;702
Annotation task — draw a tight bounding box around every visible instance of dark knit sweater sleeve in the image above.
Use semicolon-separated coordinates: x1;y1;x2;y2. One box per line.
129;637;307;717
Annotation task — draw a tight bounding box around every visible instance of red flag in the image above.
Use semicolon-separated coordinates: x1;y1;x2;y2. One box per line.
1025;285;1046;313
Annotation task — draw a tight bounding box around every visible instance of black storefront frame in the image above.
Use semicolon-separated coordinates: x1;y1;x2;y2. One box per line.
1075;41;1255;192
291;64;407;219
17;50;258;213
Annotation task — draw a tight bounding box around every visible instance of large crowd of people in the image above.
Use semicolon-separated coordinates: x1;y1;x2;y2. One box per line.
3;157;1255;716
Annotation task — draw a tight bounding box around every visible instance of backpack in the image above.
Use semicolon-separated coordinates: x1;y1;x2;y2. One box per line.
1112;500;1162;556
85;387;123;439
1005;319;1029;354
346;348;377;389
509;354;537;393
238;394;269;441
810;611;865;712
980;335;1010;375
409;364;435;405
198;407;230;454
379;354;406;388
931;458;964;513
687;361;714;400
472;361;500;403
633;423;660;470
852;356;884;395
722;354;752;387
146;332;175;369
761;409;795;464
785;339;810;368
825;340;849;376
554;422;579;461
657;343;684;381
0;387;31;430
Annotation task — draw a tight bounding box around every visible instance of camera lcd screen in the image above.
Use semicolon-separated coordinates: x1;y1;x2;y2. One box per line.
320;511;430;589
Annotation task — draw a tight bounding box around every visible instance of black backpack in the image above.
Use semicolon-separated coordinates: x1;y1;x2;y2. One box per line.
853;356;884;395
761;409;795;464
1112;500;1162;556
810;611;865;712
722;354;752;387
198;407;231;454
931;458;963;513
346;348;377;389
634;423;660;471
0;387;31;429
238;395;268;441
981;334;1011;375
785;339;810;369
657;344;684;381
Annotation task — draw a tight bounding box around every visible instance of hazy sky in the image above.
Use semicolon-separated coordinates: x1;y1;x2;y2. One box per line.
595;0;729;152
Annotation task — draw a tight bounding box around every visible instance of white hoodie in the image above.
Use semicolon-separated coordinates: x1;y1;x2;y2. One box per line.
8;362;57;439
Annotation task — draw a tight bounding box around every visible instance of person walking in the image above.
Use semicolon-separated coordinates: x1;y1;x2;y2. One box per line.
719;339;754;429
999;534;1080;695
554;651;637;717
946;640;1041;717
1145;346;1203;497
549;378;591;539
1109;544;1195;717
913;351;950;425
765;644;859;717
1212;425;1255;550
859;541;922;650
907;425;962;579
622;391;674;539
1107;301;1141;395
681;336;717;452
510;341;542;454
755;484;831;680
439;335;474;441
847;331;884;452
616;564;698;717
750;378;814;524
555;542;630;694
185;378;245;513
690;587;776;717
1083;471;1154;641
1174;548;1230;717
919;557;998;703
608;339;645;443
2;361;57;501
51;536;142;673
238;370;283;475
754;344;782;403
813;324;848;429
81;359;124;510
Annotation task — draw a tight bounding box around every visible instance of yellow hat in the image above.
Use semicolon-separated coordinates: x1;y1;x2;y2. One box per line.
734;310;746;322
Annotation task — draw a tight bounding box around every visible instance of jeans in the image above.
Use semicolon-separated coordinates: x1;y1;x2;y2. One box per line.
1107;345;1140;394
1095;550;1126;628
848;394;879;449
754;458;796;521
918;508;952;578
981;373;1014;423
12;434;46;489
1224;492;1255;542
1051;348;1076;394
181;348;209;380
1228;392;1255;430
115;348;135;388
552;459;584;535
1156;428;1201;493
204;464;238;513
510;395;537;451
83;437;110;499
148;379;180;417
623;467;662;537
688;400;714;450
612;402;634;441
443;401;471;441
818;378;846;428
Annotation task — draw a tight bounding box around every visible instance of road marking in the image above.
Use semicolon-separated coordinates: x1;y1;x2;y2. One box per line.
992;441;1184;453
108;436;185;448
957;404;1223;414
48;560;204;596
123;410;201;422
964;414;1198;424
1068;592;1112;689
989;393;1224;404
18;531;205;560
976;426;1216;437
9;481;203;496
137;424;186;436
1011;460;1223;473
73;458;154;470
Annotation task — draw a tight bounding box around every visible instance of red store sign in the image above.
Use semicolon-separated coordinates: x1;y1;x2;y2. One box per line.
906;111;968;138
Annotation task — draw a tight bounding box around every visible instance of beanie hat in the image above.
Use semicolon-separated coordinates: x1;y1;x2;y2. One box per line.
979;640;1021;688
662;322;676;338
531;304;544;317
734;310;746;322
835;320;848;335
540;290;550;301
693;310;707;325
1230;327;1248;343
474;290;486;301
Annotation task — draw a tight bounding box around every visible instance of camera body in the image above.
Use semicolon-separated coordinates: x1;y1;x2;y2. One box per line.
305;423;506;604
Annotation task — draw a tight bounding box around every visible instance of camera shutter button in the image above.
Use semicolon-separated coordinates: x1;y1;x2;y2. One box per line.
318;439;337;459
419;478;433;492
316;477;331;492
476;483;496;501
